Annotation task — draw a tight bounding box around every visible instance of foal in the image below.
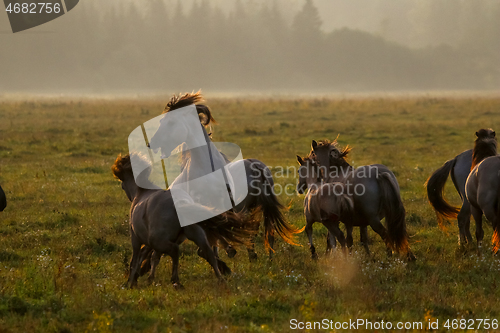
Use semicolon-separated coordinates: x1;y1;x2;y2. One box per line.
296;154;353;259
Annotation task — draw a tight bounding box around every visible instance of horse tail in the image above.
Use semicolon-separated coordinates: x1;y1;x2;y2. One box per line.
493;170;500;253
199;211;257;249
425;158;460;226
254;164;304;251
377;172;409;253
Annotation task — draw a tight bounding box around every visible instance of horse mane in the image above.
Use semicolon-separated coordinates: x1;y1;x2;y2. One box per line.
303;151;316;163
112;153;132;181
314;138;352;168
471;128;497;170
112;153;152;186
163;91;216;126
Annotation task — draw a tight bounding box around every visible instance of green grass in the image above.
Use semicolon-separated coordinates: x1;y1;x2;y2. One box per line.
0;96;500;332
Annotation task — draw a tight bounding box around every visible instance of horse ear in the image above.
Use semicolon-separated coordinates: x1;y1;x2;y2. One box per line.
311;140;318;150
475;131;479;137
296;155;304;165
492;131;496;137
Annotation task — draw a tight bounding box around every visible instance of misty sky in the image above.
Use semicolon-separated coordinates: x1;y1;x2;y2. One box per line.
1;0;498;93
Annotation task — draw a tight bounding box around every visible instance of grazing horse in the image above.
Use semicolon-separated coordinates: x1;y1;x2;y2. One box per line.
426;129;496;245
0;185;6;212
465;155;500;252
112;153;254;288
148;92;303;259
309;139;415;260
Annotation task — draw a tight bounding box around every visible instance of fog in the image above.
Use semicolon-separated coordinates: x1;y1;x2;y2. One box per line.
1;0;499;95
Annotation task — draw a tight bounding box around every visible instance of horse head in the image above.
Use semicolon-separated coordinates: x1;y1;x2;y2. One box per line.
296;154;321;194
311;139;352;181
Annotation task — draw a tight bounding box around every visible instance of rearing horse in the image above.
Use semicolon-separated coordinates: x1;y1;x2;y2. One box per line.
147;92;303;259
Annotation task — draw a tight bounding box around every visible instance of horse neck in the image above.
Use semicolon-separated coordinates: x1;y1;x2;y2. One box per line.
333;158;352;170
472;140;497;169
306;171;322;192
124;174;159;207
325;158;353;182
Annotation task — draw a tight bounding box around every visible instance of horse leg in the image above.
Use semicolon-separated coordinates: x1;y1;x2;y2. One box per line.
267;228;275;260
168;243;183;289
360;226;370;255
369;218;392;257
138;246;154;277
325;231;337;254
322;219;346;255
127;233;142;288
345;224;354;253
226;245;237;258
213;245;219;259
246;234;258;261
305;219;318;260
470;206;484;250
147;251;162;284
184;224;224;281
457;201;473;246
220;237;237;258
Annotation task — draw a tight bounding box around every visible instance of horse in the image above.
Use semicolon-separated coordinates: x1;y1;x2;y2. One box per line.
465;155;500;252
147;92;303;259
112;153;255;288
310;139;367;253
426;129;496;246
309;139;415;260
0;185;6;212
296;153;352;259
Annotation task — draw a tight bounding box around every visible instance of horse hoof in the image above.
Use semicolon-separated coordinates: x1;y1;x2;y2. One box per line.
248;252;258;262
311;253;318;260
218;262;232;276
227;248;237;258
407;252;417;262
172;283;184;290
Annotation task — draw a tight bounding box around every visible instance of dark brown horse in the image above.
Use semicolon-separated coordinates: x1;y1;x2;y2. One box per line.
426;129;496;246
305;140;415;260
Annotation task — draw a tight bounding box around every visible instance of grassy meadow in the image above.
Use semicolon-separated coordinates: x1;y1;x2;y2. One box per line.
0;96;500;332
